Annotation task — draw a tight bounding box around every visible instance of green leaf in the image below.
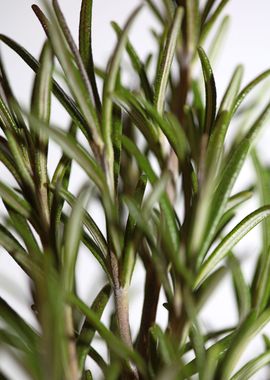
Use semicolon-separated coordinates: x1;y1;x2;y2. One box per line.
200;0;230;43
111;22;153;101
39;2;103;149
149;325;176;365
185;0;200;56
77;284;111;374
31;41;53;125
0;137;22;184
0;297;39;349
102;5;142;195
112;89;161;159
29;116;106;192
201;0;218;25
196;266;227;311
5;129;34;192
7;207;41;257
0;224;32;275
232;69;270;116
226;190;253;211
195;206;270;288
52;0;98;114
63;185;91;292
207;16;230;64
154;7;183;114
31;41;53;226
197;46;216;135
69;294;147;375
218;309;270;380
121;174;147;286
218;65;244;115
251;151;270;313
197;101;270;264
50;185;107;257
230;351;270;380
0;181;31;218
145;0;164;24
122;135;179;252
228;253;251;321
79;0;101;111
0;34;88;138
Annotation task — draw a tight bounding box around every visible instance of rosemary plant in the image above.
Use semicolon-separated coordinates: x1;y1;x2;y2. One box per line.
1;1;270;379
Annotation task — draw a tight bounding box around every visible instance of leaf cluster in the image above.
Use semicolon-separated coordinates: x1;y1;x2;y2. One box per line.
0;0;270;379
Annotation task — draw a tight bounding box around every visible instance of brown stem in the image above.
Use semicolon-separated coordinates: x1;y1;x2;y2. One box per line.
136;250;161;359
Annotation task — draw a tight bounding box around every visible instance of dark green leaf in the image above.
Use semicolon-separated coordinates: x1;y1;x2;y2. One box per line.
197;46;216;135
79;0;101;110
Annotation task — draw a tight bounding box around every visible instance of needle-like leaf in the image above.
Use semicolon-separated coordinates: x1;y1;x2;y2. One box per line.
195;206;270;288
154;7;183;114
197;46;216;135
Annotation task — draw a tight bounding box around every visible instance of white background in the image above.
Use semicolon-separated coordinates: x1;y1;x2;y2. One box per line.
1;0;270;379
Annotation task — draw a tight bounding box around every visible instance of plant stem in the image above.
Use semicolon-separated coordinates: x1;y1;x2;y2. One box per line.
110;251;139;379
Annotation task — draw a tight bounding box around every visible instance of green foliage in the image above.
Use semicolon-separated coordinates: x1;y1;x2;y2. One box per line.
0;1;270;379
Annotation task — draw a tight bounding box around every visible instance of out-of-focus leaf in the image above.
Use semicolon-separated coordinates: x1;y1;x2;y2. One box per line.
111;22;153;101
149;324;176;365
63;185;90;292
218;309;270;380
201;0;218;25
196;266;227;310
145;0;164;24
228;253;251;321
195;206;270;288
230;351;270;380
251;152;270;313
218;65;244;115
0;181;31;218
232;69;270;116
200;0;230;43
154;7;183;114
185;0;200;56
209;17;229;63
77;284;111;374
0;298;39;349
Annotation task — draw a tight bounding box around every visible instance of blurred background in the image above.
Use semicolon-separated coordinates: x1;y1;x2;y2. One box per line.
0;0;270;378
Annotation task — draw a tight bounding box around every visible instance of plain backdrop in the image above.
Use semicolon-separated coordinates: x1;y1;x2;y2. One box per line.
1;1;270;379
